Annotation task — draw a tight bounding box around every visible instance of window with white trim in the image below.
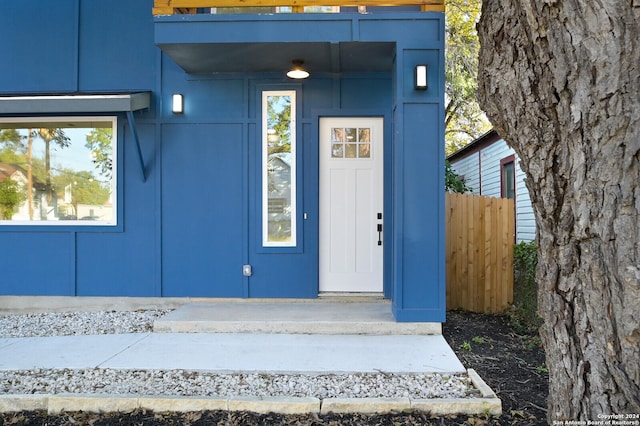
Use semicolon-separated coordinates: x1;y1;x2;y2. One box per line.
0;117;117;225
262;91;296;246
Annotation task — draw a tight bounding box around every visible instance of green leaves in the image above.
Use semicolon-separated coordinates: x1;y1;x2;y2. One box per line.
445;0;491;154
0;177;26;220
445;160;472;193
85;127;113;180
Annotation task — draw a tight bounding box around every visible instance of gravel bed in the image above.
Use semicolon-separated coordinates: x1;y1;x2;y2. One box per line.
0;310;477;400
0;369;477;399
0;310;171;338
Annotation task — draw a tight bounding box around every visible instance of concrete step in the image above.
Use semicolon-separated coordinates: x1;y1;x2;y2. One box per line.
153;299;441;335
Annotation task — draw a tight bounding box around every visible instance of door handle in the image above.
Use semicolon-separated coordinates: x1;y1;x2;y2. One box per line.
377;223;382;246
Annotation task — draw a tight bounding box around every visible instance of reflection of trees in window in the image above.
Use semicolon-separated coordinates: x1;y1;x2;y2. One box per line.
36;128;70;198
0;122;114;222
267;96;291;155
86;128;113;180
0;178;25;220
266;94;293;243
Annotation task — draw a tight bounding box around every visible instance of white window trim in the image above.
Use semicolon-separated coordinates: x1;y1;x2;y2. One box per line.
0;116;118;226
262;91;297;247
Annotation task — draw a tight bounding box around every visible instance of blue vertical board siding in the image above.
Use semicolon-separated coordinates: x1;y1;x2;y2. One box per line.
78;0;156;92
75;123;158;296
0;233;75;295
401;103;443;308
392;40;445;322
340;76;392;110
0;0;447;323
358;17;440;44
391;103;445;322
247;84;314;298
160;58;246;120
0;0;79;93
161;124;245;297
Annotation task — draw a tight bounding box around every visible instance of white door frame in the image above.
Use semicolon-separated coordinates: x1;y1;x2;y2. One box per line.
319;117;384;293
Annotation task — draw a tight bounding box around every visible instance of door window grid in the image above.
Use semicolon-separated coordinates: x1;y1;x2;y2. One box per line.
331;127;371;159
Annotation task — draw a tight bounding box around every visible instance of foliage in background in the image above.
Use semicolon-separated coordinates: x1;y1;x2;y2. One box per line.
445;160;472;193
511;241;541;332
0;178;26;219
85;128;114;180
0;128;111;209
445;0;491;155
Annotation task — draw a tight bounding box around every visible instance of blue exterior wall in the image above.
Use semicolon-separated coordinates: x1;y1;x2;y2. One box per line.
0;0;445;322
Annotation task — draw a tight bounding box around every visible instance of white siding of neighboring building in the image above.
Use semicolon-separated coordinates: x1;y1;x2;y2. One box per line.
479;141;507;197
448;152;480;195
450;138;536;243
514;160;536;242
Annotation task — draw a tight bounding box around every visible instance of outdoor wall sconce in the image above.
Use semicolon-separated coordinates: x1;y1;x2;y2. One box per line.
287;60;310;79
172;93;183;114
415;64;428;90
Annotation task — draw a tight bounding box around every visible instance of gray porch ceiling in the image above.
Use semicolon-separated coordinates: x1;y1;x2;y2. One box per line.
158;41;395;74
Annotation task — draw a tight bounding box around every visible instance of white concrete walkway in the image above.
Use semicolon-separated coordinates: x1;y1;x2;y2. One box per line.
0;298;505;416
154;300;442;335
0;332;464;374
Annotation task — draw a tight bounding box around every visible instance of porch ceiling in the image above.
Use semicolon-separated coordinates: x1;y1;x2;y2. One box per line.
158;41;394;74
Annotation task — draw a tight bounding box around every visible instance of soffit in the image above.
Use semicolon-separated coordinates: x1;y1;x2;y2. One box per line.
158;41;395;74
0;93;151;114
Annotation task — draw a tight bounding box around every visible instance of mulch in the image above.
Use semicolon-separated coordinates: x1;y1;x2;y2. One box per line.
0;310;548;425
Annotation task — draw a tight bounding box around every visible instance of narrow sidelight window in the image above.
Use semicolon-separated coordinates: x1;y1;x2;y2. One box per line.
262;91;296;246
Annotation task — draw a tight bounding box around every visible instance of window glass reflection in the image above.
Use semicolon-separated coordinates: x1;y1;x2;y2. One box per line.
0;118;116;224
264;92;296;246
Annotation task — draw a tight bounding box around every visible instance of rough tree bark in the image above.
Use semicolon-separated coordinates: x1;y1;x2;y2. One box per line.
477;0;640;421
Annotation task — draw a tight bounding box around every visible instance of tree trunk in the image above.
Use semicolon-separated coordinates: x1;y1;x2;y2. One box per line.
477;0;640;421
27;130;34;221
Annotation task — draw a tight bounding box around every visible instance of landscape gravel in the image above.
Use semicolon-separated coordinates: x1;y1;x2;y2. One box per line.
0;310;478;400
0;310;171;337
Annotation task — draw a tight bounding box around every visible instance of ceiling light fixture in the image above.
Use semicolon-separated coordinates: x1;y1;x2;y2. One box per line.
287;60;310;79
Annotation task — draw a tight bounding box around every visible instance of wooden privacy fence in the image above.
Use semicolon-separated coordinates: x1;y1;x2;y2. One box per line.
446;193;515;313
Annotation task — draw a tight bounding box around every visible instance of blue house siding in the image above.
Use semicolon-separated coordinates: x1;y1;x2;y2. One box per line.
0;2;80;93
0;1;446;322
161;124;246;297
1;233;75;295
76;122;160;296
78;1;157;92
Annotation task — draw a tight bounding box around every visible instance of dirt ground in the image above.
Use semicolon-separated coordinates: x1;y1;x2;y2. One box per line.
0;310;548;425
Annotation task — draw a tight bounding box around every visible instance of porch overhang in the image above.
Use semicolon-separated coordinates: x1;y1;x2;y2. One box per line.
154;14;439;74
0;92;152;183
158;41;395;75
0;92;151;114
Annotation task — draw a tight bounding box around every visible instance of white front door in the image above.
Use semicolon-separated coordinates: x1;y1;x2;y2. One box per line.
319;117;384;293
